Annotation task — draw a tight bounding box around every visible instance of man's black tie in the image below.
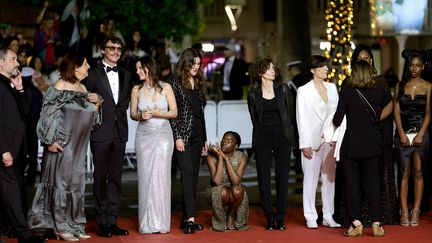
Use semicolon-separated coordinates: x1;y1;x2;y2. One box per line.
106;66;118;73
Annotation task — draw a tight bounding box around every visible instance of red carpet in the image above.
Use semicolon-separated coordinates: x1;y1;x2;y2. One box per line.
5;208;432;243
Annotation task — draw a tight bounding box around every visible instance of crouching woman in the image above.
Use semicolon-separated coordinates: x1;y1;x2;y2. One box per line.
206;131;251;231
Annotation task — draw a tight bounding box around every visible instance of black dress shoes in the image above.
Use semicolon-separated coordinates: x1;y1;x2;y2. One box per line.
180;221;204;231
110;225;129;236
97;226;112;237
265;215;276;230
183;221;196;234
276;220;287;230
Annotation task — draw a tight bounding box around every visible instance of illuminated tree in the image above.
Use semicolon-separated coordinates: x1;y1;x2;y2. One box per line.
325;0;354;86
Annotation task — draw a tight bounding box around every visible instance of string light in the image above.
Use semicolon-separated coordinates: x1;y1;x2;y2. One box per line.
325;0;354;87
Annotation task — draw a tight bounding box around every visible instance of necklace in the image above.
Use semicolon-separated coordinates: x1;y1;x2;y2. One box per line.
144;82;156;96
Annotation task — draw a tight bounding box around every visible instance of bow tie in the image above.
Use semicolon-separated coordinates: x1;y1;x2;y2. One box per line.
106;66;118;73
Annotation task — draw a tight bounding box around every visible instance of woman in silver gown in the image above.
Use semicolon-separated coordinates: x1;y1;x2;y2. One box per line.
27;53;102;241
130;56;177;234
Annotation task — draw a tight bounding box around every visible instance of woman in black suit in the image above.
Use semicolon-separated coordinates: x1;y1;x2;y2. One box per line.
333;60;392;237
247;58;297;230
170;48;208;234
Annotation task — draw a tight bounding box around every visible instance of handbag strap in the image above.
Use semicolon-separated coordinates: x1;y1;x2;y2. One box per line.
355;89;378;123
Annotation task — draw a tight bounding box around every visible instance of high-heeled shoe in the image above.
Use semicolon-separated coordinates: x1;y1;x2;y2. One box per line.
74;232;91;239
55;232;79;241
343;222;363;237
400;211;410;226
372;223;385;237
410;209;420;226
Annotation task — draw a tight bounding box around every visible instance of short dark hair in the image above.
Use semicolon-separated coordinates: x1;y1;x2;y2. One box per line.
59;52;86;84
305;55;327;80
223;131;241;147
101;36;124;49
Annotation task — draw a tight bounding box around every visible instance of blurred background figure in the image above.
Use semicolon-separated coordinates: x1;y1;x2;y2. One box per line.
220;42;249;100
28;55;50;94
21;67;43;187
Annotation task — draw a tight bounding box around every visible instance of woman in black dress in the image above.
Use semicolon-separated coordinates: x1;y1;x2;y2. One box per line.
333;60;392;237
394;52;431;227
334;44;399;227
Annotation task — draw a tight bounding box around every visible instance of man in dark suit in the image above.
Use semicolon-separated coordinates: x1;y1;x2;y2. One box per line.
220;42;249;100
0;48;45;243
84;36;132;238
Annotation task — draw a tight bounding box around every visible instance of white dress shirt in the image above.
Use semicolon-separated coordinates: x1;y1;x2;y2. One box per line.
102;60;119;104
223;56;235;91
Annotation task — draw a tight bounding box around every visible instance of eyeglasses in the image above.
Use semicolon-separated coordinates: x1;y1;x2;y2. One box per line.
105;46;123;52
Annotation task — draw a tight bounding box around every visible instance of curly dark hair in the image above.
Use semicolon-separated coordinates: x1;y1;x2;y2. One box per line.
248;58;280;84
347;60;376;89
175;48;204;90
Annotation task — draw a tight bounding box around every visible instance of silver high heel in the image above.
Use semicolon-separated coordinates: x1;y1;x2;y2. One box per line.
74;232;91;239
55;232;79;241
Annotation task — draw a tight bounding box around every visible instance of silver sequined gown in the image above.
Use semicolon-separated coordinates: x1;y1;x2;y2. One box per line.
135;87;173;234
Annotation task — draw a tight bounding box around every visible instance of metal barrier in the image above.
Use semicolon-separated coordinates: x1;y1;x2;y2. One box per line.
37;100;253;173
216;100;253;149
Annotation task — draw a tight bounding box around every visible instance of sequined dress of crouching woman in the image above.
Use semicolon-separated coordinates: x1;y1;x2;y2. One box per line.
27;87;102;235
205;150;250;232
395;94;429;178
135;86;174;234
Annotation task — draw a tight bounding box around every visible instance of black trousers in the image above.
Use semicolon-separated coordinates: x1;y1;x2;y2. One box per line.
91;136;126;227
176;118;205;220
343;156;381;222
255;126;291;221
0;163;32;240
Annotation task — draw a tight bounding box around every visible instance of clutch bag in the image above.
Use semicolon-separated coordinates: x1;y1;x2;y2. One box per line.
406;133;417;146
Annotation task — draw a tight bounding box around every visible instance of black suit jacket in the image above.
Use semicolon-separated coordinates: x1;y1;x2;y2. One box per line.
221;58;249;99
247;82;297;148
333;87;388;158
0;74;29;159
84;63;132;143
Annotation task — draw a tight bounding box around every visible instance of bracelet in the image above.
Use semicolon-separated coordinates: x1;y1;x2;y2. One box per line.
16;88;24;92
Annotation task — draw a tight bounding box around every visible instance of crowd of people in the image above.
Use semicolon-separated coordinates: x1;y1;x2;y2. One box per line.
1;2;432;242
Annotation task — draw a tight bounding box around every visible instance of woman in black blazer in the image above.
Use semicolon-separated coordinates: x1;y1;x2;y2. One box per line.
170;48;208;234
333;60;392;237
247;58;297;230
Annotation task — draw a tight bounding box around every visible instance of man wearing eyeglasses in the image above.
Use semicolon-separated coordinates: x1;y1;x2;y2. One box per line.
84;36;132;238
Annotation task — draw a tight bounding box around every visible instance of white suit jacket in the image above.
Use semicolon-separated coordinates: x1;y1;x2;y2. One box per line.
296;80;339;150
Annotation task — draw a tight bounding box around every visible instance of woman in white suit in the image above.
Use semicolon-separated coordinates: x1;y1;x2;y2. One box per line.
296;55;340;229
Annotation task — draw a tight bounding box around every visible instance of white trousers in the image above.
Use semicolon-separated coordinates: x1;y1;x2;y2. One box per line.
302;142;337;221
